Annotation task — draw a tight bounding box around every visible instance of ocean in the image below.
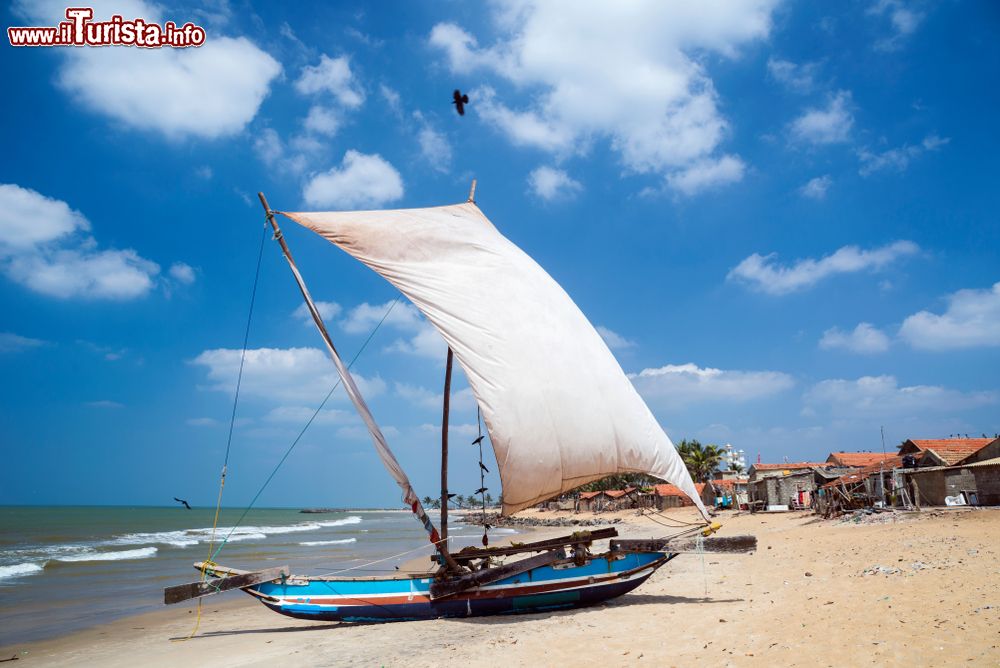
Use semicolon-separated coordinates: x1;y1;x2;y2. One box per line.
0;506;515;644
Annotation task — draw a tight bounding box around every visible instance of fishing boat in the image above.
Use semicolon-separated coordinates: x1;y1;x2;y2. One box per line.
164;185;755;622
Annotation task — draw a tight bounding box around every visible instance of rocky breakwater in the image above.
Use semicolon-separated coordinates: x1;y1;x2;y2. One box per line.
468;511;623;528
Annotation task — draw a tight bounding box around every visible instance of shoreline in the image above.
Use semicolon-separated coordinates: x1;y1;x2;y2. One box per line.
3;507;998;666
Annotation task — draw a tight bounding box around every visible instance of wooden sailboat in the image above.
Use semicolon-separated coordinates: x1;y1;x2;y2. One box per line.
163;186;755;622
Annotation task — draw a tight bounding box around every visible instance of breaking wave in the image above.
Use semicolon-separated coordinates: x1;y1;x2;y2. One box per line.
0;562;45;580
299;538;358;546
55;547;158;562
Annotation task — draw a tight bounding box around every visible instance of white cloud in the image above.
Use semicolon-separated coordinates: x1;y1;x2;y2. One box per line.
419;422;481;438
528;166;582;201
293;300;343;326
303;150;404;208
789;91;853;145
631;362;794;406
191;346;386;404
6;245;160;300
252;128;308;175
14;0;280;139
168;262;196;284
303;106;341;137
0;332;46;353
379;85;403;117
415;118;453;174
398;383;477;412
804;375;997;417
0;184;90;251
869;0;924;52
799;175;831;199
85;400;124;409
858;134;948;177
596;325;636;350
899;282;1000;350
666;155;745;196
263;405;354;425
727;240;919;296
819;323;890;354
294;55;364;108
429;2;776;193
766;58;819;93
341;301;422;334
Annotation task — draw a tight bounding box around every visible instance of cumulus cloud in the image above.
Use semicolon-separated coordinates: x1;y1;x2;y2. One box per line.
799;175;832;199
191;346;386;404
869;0;924;52
858;134;948;177
766;58;819;93
263;405;354;425
789;91;853;145
596;326;636;350
804;375;997;417
397;383;477;412
341;301;445;360
528;166;582;201
666;155;745;196
294;55;364;108
415;115;453;174
899;282;1000;350
293;300;343;326
0;184;164;300
727;240;919;296
0;332;46;353
631;362;794;406
303;106;341;137
13;1;280;139
819;323;890;354
303;150;404;208
168;262;196;284
429;2;776;194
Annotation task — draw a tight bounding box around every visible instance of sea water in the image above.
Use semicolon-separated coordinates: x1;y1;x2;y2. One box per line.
0;506;514;644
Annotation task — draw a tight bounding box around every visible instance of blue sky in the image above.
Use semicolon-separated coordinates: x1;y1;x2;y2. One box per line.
2;1;998;507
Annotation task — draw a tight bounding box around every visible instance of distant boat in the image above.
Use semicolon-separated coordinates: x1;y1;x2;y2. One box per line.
164;185;755;621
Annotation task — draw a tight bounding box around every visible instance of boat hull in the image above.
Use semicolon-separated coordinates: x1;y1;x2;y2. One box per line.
249;551;674;622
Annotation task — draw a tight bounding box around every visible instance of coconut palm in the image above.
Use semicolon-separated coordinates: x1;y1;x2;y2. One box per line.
676;439;725;482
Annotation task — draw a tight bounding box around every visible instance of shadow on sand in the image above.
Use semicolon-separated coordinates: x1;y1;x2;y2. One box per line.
172;592;745;638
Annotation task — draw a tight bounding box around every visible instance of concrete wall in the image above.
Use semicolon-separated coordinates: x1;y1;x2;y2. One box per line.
751;472;816;509
963;438;1000;464
910;468;978;505
972;465;1000;505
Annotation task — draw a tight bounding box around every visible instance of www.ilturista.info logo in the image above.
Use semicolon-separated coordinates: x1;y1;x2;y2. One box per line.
8;7;206;48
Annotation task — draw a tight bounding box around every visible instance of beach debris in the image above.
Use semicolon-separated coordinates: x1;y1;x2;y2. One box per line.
862;565;902;576
453;89;469;115
804;571;813;577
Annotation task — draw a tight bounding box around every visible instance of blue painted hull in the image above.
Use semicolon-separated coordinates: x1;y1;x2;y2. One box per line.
247;551;674;623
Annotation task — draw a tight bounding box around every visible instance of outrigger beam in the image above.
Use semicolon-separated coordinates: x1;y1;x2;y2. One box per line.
164;564;288;604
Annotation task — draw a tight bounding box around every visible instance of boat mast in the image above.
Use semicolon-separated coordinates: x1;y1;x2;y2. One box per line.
256;192;459;571
440;347;454;558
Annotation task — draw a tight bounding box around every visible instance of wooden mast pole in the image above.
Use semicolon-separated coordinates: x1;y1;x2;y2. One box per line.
440;348;454;559
256;192;460;572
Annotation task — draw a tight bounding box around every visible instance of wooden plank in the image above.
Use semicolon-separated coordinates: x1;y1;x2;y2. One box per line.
430;550;564;600
431;527;618;564
164;565;288;605
610;535;757;554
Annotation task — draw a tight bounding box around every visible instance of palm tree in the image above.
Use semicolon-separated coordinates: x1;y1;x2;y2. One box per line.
421;496;433;509
484;492;494;507
454;494;465;508
676;439;725;482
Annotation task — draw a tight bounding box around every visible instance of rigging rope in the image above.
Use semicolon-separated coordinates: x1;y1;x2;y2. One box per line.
207;296;402;563
180;217;268;641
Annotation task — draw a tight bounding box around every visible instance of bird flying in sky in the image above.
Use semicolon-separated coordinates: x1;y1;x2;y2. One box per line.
173;497;191;510
453;89;469;115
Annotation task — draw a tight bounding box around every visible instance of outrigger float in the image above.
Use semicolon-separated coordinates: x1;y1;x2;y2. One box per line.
164;185;755;622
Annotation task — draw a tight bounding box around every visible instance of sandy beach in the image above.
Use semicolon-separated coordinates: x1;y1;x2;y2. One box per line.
3;507;998;667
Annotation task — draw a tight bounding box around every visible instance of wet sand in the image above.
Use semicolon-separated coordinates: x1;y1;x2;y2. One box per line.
2;507;998;666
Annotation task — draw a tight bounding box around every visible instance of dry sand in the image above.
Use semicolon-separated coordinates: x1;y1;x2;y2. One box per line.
3;507;998;667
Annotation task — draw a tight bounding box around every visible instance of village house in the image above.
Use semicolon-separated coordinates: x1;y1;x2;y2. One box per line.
826;451;899;468
901;438;1000;507
706;477;749;510
747;462;828;511
652;483;705;510
899;437;995;467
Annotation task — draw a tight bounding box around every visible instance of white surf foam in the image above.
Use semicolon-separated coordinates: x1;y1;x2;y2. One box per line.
0;562;45;579
299;538;358;546
55;547;158;562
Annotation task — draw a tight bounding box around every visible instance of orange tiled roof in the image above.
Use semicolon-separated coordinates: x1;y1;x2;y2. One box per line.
605;487;637;498
578;491;602;500
751;462;826;471
653;483;705;497
827;452;899;467
710;478;748;489
907;439;993;465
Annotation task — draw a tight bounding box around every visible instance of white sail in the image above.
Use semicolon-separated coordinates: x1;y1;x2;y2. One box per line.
282;202;709;519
